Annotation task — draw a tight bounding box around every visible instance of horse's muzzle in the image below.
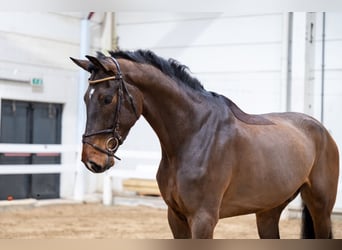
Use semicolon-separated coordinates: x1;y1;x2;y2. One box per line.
82;144;115;173
84;159;114;173
85;160;105;173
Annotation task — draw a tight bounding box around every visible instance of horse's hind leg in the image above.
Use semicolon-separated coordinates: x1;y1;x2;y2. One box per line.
300;183;335;238
256;201;290;239
300;135;339;239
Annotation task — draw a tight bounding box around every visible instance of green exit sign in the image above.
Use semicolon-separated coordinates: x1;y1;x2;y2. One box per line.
31;78;43;87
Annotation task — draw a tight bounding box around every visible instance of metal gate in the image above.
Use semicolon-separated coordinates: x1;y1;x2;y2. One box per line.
0;99;62;200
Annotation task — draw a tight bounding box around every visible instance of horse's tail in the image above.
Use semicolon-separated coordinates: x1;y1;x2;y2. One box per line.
301;203;315;239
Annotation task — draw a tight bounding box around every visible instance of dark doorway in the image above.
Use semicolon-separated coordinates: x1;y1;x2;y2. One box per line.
0;100;63;200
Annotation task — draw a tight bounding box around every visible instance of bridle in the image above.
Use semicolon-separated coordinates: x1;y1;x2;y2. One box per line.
82;57;138;160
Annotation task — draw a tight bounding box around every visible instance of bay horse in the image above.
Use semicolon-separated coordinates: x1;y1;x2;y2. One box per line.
71;50;339;239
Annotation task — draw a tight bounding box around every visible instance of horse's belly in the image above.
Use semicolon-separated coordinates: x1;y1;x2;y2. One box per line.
219;189;294;218
219;156;313;218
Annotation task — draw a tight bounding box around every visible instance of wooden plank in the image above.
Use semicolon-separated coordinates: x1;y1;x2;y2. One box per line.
123;178;158;188
123;178;160;196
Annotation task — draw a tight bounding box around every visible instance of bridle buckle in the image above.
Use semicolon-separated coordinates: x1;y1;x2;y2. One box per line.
105;137;119;152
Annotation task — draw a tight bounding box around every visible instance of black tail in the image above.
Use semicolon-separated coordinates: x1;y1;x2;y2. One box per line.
301;204;315;239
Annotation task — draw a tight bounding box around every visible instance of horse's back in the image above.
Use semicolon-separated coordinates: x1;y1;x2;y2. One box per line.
265;111;338;155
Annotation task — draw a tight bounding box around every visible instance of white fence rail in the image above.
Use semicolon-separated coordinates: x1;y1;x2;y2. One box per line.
0;144;161;204
0;143;84;201
0;143;79;175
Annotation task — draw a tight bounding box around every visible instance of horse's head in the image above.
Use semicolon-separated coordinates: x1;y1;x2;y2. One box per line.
71;54;143;173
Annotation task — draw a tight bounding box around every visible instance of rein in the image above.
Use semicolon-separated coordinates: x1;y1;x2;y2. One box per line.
82;57;138;160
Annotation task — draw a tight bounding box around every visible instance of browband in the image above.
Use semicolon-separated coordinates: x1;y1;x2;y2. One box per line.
88;57;123;85
88;76;119;85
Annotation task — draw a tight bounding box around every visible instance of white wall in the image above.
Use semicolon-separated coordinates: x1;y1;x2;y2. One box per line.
117;13;286;113
313;13;342;208
0;12;104;198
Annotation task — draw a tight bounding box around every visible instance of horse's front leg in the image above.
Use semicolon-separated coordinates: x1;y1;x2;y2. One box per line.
168;205;218;239
167;206;192;238
188;209;219;239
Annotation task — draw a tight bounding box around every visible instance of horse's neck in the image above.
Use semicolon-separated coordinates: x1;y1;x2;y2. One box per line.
123;62;209;155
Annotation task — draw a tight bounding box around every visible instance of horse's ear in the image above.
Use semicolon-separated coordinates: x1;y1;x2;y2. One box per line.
86;55;110;71
70;57;90;72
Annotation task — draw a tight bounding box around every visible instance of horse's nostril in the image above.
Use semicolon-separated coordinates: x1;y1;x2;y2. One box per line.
88;161;103;173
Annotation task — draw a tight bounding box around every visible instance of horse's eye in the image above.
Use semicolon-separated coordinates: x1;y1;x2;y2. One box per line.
104;95;113;105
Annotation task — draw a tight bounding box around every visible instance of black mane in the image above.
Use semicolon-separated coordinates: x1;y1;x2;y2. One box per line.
108;50;205;92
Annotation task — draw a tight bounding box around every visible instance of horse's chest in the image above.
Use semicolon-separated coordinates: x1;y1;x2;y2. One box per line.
156;168;175;201
156;166;189;210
